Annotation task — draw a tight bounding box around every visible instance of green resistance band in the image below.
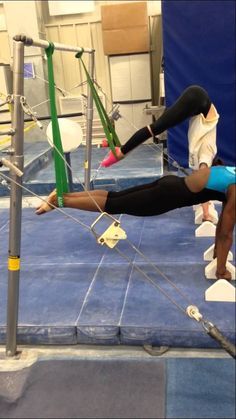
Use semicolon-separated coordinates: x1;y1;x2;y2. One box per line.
75;51;121;157
46;43;69;207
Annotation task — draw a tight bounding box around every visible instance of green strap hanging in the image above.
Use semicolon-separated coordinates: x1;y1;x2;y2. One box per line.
75;51;121;156
46;43;69;207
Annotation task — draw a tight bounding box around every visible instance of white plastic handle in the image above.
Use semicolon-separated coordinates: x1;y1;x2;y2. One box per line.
1;158;24;177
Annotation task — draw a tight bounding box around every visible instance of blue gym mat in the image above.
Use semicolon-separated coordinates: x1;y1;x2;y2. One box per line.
0;144;235;349
0;205;235;348
0;355;235;419
0;143;164;196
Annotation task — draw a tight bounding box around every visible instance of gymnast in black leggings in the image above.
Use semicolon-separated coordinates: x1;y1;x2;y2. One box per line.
122;85;211;155
36;165;235;280
101;85;217;167
101;85;219;223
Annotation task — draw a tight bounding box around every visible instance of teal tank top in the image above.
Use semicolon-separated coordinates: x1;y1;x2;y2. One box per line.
206;166;236;193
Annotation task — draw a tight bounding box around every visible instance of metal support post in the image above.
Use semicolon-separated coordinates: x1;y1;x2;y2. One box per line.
6;40;25;357
65;152;73;192
84;51;95;190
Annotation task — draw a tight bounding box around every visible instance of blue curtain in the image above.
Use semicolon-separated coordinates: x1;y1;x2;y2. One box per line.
162;0;235;166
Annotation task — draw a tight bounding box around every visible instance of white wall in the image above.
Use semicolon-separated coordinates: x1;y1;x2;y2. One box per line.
0;1;162;117
41;1;161;25
4;1;43;57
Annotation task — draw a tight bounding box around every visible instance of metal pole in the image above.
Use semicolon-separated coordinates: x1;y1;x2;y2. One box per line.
13;34;93;54
65;152;73;192
0;112;84;125
84;50;95;190
6;40;25;357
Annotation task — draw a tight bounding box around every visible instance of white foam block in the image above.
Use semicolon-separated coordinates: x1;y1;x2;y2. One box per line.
205;279;236;302
195;221;216;237
203;244;233;261
205;259;235;280
194;207;218;225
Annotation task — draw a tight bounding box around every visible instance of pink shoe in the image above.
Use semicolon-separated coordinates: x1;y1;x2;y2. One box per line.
101;147;122;167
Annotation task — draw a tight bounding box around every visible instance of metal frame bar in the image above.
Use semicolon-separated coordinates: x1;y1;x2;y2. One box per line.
6;35;95;356
13;34;94;54
0;112;84;125
6;40;25;357
84;52;95;190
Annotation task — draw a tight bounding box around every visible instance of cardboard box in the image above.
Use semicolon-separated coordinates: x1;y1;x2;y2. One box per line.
101;2;149;55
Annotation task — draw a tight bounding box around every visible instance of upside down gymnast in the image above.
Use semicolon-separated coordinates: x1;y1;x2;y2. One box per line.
101;85;220;222
36;165;236;281
101;85;219;168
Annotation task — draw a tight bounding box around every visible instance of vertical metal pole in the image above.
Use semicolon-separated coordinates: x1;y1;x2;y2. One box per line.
84;51;95;190
6;40;25;357
65;152;73;192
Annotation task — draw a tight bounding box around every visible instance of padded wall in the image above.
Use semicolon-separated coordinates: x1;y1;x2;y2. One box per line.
162;0;235;166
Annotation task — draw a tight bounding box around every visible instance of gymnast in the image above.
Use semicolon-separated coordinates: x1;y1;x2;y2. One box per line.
101;85;219;222
36;165;236;281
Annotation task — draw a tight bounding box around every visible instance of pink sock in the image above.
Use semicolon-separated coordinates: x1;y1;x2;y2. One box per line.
101;147;121;167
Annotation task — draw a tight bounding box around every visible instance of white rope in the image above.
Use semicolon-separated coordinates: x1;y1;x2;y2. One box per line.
51;140;105;214
114;245;187;315
41;145;194;315
23;63;172;183
126;238;193;307
23;59;180;177
3;55;199;317
0;172;91;232
0;168;198;318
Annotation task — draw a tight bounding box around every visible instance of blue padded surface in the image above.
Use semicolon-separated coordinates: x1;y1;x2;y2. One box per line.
0;141;50;177
0;358;166;419
76;263;133;345
0;144;163;196
133;210;214;264
119;263;235;348
166;358;236;418
0;264;98;345
33;145;163;184
0;142;52;197
0;209;9;229
0;205;235;348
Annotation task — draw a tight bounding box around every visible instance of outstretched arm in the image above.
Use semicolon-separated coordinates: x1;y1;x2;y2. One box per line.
214;185;235;280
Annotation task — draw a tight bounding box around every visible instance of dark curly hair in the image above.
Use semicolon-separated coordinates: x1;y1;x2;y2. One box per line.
212;156;224;166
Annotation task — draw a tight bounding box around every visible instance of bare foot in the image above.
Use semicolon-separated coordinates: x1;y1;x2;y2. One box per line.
35;189;57;215
216;269;232;281
202;216;214;223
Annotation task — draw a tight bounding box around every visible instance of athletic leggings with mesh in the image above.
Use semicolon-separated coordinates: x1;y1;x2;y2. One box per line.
120;85;211;155
105;176;225;217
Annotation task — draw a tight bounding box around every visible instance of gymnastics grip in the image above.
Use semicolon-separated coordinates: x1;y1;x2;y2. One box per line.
207;324;236;359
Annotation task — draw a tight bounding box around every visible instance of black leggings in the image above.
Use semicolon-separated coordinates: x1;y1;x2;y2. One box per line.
105;176;225;217
121;85;212;155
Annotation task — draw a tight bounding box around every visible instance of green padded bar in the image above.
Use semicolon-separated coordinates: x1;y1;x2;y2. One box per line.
46;43;69;207
76;52;121;156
